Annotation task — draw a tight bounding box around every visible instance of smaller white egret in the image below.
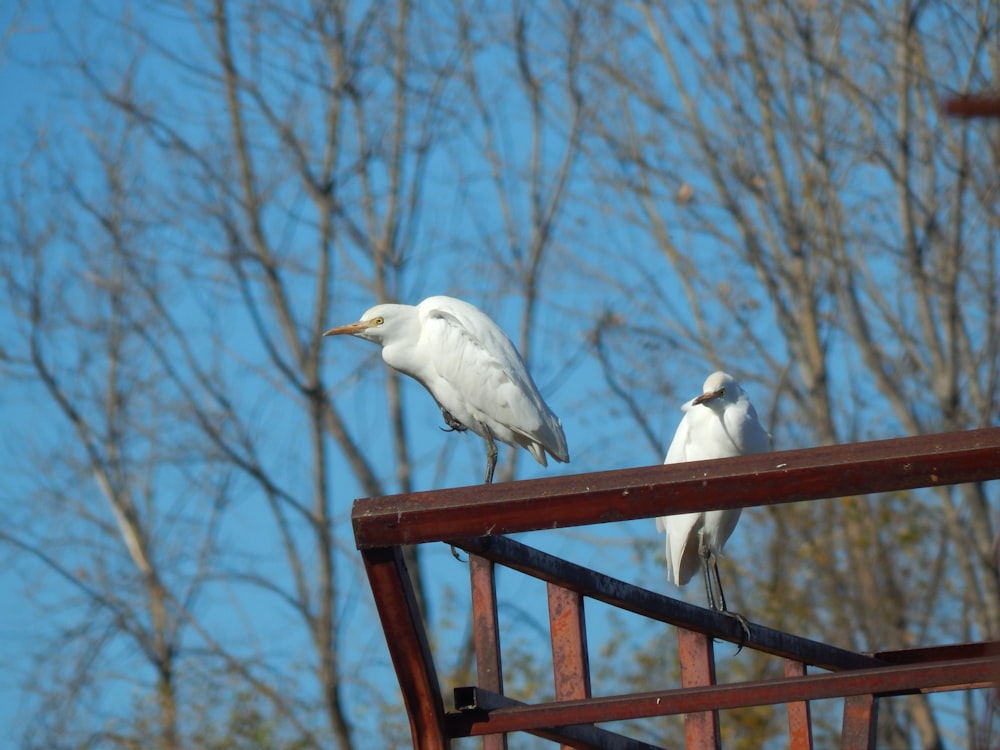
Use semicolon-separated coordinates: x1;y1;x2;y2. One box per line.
323;295;569;484
656;371;770;634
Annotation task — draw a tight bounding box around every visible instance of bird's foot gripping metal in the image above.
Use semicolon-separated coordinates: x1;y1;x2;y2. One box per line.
720;609;752;653
439;409;468;432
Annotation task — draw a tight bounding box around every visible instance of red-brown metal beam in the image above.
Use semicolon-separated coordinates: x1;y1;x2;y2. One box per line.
445;654;999;737
942;93;1000;118
360;547;449;749
783;660;814;750
873;641;1000;664
454;534;883;672
355;429;1000;747
841;694;878;749
677;628;720;750
469;554;507;750
452;687;670;750
548;584;591;750
353;428;1000;548
548;584;591;701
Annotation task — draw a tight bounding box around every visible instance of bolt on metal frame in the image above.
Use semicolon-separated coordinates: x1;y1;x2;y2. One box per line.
354;428;1000;748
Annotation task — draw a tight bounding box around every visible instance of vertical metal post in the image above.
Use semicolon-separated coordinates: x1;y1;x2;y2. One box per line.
784;659;813;749
547;583;590;750
469;554;507;750
361;547;449;750
841;693;879;749
677;627;721;750
547;584;591;700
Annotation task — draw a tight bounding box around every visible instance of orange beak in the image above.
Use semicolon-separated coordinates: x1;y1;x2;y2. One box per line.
322;320;378;337
693;388;724;405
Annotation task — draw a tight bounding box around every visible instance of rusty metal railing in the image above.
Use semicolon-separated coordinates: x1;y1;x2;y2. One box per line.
353;428;1000;749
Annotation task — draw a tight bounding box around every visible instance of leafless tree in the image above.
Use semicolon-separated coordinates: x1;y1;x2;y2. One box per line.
584;0;1000;745
6;0;998;747
1;0;583;747
1;0;452;746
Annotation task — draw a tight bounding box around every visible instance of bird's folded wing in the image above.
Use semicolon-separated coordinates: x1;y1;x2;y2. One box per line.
663;406;692;464
423;306;567;459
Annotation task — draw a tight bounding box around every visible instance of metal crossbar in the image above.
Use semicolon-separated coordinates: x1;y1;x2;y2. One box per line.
354;428;1000;749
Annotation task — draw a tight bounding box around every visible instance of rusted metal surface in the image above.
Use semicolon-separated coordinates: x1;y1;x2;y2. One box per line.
451;688;670;750
360;547;448;750
469;554;507;750
548;584;591;702
869;642;999;692
677;628;720;750
354;429;1000;747
873;640;999;664
548;584;591;750
448;654;1000;737
942;93;1000;118
783;660;813;749
454;535;883;671
353;428;1000;548
841;693;878;749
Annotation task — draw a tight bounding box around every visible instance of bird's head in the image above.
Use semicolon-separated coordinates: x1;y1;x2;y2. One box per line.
323;304;395;344
692;371;742;410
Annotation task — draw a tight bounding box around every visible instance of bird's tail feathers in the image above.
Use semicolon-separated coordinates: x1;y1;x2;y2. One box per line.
524;441;549;467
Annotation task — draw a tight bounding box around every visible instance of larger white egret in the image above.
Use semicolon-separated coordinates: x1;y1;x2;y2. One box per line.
323;295;569;484
656;371;770;622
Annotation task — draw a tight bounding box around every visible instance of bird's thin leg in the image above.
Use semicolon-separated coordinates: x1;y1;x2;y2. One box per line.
712;557;751;651
483;426;498;485
699;530;751;651
711;556;729;613
438;407;469;560
450;421;499;556
698;531;718;611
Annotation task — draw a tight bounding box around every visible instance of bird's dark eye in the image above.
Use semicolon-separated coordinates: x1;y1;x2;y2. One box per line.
373;316;384;325
718;388;725;396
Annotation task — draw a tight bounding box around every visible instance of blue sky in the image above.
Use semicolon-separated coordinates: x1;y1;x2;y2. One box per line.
2;2;996;748
0;5;698;746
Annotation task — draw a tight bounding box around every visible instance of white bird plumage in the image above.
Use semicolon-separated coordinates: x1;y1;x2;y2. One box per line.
323;295;569;483
656;371;770;614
